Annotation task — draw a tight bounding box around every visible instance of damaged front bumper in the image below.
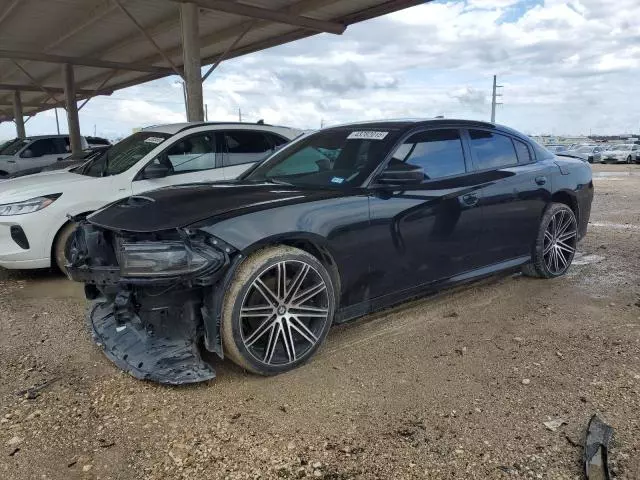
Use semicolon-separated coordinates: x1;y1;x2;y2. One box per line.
68;222;238;385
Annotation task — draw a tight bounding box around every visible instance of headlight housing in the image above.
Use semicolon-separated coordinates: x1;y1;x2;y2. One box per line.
120;241;223;277
0;194;61;216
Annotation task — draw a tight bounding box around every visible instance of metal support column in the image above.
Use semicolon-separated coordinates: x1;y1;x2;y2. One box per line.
62;63;82;156
12;90;25;138
180;2;204;122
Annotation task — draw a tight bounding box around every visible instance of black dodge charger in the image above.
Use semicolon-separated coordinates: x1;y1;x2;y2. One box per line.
68;119;594;384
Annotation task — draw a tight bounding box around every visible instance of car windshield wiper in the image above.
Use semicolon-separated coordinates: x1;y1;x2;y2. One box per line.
556;153;583;159
264;177;294;186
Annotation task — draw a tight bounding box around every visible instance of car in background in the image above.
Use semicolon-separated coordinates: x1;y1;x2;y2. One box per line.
67;119;594;384
601;144;639;164
0;122;301;273
86;136;111;149
545;144;568;153
6;146;110;180
0;134;90;179
565;145;604;163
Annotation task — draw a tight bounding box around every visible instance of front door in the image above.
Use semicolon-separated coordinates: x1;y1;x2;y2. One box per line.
367;128;485;299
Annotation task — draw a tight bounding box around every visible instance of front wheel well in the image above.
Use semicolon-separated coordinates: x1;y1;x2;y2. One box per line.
550;191;579;222
50;212;93;267
246;238;342;306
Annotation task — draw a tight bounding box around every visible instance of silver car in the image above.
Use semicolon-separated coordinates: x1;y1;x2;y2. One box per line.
0;134;90;179
566;145;604;163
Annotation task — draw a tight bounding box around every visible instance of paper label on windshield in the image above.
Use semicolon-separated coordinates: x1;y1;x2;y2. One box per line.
144;137;165;144
331;177;344;184
347;131;388;141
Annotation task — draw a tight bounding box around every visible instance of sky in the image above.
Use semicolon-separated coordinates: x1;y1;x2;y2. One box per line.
1;0;639;141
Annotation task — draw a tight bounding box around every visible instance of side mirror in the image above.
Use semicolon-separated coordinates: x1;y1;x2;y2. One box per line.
21;149;34;158
143;162;170;179
376;164;424;186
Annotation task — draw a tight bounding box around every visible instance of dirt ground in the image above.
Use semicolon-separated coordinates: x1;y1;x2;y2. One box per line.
1;163;639;480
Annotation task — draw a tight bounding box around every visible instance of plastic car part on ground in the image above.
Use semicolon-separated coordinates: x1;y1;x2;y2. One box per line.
584;414;614;480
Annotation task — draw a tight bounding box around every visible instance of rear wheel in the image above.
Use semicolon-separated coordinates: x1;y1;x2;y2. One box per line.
221;246;336;376
53;222;77;276
522;203;578;279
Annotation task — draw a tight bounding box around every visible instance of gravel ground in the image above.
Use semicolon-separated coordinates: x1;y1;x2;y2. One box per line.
1;163;639;480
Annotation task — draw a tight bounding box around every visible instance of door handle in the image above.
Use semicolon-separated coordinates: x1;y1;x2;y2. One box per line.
461;193;479;207
535;176;547;186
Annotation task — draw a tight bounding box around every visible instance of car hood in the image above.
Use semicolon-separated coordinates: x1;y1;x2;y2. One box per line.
88;182;347;233
0;169;89;203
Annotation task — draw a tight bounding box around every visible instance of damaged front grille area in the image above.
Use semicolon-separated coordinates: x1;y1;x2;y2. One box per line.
68;222;235;384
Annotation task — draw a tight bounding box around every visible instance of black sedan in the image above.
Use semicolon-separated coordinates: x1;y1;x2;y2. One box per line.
68;119;594;384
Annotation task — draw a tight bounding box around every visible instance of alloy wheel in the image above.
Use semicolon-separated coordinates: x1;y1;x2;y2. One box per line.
239;260;330;366
543;209;577;275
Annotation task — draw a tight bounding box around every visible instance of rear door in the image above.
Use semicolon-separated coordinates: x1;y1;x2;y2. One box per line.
131;130;223;194
367;128;486;298
465;128;552;265
219;130;282;179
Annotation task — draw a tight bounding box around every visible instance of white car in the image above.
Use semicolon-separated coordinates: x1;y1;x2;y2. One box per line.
0;122;301;272
601;144;639;164
0;134;90;179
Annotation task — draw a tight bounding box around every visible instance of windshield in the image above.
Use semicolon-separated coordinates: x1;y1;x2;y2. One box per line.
575;146;594;153
611;145;630;151
244;128;400;188
0;138;28;155
78;132;170;177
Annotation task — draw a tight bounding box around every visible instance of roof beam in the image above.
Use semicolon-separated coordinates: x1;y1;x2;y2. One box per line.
0;83;113;95
166;0;346;34
0;0;22;29
0;49;174;74
111;0;183;77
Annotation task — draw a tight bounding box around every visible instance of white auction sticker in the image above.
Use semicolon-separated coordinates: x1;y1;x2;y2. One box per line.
144;136;165;144
347;131;389;140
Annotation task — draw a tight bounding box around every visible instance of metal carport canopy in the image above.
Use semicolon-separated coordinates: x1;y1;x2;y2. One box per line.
0;0;425;126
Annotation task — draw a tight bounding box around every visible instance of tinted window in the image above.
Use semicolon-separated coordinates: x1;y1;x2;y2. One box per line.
165;133;216;173
26;139;59;157
265;133;289;148
513;139;533;163
389;129;466;180
468;130;518;169
224;131;273;166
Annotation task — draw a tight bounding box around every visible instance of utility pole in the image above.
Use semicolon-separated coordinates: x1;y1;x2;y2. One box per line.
491;75;503;123
205;104;208;121
54;108;60;134
238;107;242;122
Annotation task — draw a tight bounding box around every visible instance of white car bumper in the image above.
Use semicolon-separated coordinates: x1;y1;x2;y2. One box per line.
0;209;61;269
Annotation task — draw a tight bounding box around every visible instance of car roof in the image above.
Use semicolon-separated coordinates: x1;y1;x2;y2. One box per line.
20;134;70;140
142;121;297;135
322;118;528;139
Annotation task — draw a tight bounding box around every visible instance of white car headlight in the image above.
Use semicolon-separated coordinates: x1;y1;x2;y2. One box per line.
0;194;61;216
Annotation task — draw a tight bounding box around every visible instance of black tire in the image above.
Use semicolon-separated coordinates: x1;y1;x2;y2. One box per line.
522;203;578;279
221;246;336;376
53;222;77;276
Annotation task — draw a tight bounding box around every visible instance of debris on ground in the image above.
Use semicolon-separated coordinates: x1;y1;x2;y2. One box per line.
584;414;614;480
543;418;567;432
